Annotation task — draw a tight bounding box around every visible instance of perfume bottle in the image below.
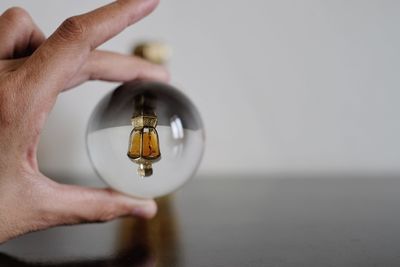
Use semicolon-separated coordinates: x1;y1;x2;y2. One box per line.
127;95;161;177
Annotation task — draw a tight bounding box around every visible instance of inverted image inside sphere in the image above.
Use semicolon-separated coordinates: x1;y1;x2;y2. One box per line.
87;81;205;198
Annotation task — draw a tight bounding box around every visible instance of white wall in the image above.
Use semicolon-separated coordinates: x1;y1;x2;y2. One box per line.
0;0;399;178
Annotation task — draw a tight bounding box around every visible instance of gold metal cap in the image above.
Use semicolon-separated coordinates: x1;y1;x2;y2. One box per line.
137;162;153;177
133;42;172;65
132;115;158;129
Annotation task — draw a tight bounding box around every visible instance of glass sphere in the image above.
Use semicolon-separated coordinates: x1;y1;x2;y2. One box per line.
86;81;205;198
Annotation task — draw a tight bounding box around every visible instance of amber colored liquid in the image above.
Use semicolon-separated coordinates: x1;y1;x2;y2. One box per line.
128;130;142;159
128;128;160;160
142;128;160;159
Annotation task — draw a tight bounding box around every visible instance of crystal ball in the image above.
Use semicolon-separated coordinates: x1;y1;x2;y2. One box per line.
86;81;205;198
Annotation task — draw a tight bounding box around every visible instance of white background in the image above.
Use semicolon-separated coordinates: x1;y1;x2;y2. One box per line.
0;0;399;179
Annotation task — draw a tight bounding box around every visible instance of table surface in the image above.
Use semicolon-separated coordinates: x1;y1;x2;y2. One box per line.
1;176;400;266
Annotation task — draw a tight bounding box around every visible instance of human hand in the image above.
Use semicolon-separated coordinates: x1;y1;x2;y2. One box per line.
0;0;168;243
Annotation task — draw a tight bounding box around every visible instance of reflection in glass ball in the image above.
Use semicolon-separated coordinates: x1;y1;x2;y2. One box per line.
86;81;205;198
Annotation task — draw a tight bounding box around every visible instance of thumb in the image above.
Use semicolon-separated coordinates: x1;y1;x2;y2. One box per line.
45;183;157;226
0;7;45;59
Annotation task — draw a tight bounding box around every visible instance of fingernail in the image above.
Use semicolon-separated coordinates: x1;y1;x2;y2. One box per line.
132;207;147;217
132;203;156;218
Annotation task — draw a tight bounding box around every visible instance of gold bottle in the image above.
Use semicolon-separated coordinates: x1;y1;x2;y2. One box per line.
127;108;161;177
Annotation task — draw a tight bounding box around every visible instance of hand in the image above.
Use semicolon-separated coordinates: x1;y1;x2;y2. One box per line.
0;0;168;243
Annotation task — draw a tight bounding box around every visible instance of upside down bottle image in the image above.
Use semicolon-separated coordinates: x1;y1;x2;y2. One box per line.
127;95;161;177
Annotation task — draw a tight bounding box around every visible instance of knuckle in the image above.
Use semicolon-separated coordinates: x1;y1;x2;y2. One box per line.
96;205;119;222
93;190;125;222
2;6;29;20
57;16;86;42
2;7;32;26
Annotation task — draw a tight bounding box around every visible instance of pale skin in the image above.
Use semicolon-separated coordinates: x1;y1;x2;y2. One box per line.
0;0;169;243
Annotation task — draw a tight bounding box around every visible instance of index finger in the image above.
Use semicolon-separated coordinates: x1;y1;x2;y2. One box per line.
21;0;159;95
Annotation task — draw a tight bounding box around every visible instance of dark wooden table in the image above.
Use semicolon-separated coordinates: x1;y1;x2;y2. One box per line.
1;176;400;266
